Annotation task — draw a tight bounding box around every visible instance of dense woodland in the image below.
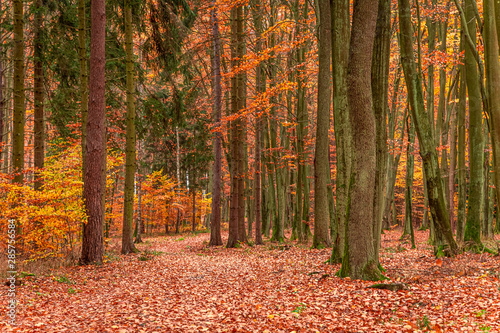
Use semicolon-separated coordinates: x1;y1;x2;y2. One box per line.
1;0;500;330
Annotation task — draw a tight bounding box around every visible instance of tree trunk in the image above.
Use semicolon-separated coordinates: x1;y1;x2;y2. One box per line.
463;0;484;249
80;0;106;265
339;0;384;280
371;0;391;265
399;0;458;255
135;173;143;243
313;0;332;249
330;0;350;262
192;189;196;232
12;0;24;184
209;0;223;246
485;0;500;237
227;6;240;248
121;0;138;255
34;0;44;191
457;37;467;241
402;115;416;249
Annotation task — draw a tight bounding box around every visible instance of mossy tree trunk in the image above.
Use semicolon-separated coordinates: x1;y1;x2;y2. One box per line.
371;0;391;263
121;0;138;255
33;0;45;191
330;0;350;261
399;0;458;256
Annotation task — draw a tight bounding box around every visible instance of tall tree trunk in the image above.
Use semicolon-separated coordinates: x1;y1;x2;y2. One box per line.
121;0;138;255
34;0;44;191
79;0;88;172
330;0;350;262
339;0;384;280
80;0;106;265
371;0;391;265
313;0;332;249
485;0;500;237
192;189;196;232
463;0;484;249
0;0;4;165
227;6;240;248
399;0;458;256
209;1;223;246
251;0;265;245
457;37;467;241
12;0;24;184
237;4;247;243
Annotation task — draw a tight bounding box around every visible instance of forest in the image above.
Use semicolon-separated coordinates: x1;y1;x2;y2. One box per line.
1;0;500;331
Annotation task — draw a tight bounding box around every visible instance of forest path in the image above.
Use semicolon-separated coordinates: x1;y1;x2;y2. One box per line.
2;230;500;332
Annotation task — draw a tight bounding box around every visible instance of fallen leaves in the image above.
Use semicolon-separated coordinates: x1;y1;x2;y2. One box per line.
1;229;499;332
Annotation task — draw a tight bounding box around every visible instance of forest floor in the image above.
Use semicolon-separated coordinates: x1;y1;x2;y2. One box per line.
1;229;500;332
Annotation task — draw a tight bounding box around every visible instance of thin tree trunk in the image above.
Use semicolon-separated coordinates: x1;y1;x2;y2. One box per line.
34;0;44;191
121;0;138;255
371;0;391;264
227;6;240;248
312;0;332;249
12;0;24;184
463;0;484;249
330;0;350;262
135;173;143;243
80;0;106;265
402;115;416;249
209;0;223;246
457;37;467;241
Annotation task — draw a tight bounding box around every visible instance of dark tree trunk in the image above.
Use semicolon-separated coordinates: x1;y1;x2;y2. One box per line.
227;6;240;248
12;0;24;184
80;0;106;265
209;0;223;246
34;0;44;191
313;0;332;249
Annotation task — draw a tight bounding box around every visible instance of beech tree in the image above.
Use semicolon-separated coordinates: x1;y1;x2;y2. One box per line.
339;0;384;281
12;0;24;184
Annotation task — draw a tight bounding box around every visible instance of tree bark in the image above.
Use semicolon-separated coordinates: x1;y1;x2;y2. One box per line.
463;0;484;249
12;0;24;184
313;0;332;249
209;1;223;246
339;0;384;280
371;0;391;264
399;0;458;256
80;0;106;265
34;0;44;191
330;0;350;262
121;0;138;255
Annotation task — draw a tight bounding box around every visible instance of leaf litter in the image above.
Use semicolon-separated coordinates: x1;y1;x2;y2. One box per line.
1;229;499;332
